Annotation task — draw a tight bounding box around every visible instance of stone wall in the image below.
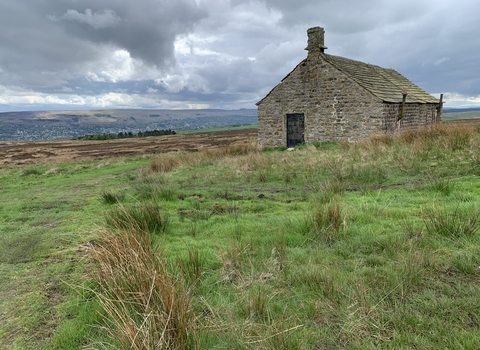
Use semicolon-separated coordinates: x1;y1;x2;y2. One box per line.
258;52;385;147
382;103;439;133
257;52;439;147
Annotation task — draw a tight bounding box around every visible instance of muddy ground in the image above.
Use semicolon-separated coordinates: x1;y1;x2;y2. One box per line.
0;128;258;165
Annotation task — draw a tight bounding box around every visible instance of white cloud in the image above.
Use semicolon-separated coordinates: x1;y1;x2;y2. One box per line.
434;57;450;66
96;49;137;83
187;103;210;109
155;75;190;94
440;92;480;108
175;34;220;56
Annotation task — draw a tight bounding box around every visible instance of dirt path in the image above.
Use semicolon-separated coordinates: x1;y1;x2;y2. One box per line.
0;129;258;165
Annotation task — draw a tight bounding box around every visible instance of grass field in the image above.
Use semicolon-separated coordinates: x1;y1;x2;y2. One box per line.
442;110;480;121
176;123;258;134
1;123;479;349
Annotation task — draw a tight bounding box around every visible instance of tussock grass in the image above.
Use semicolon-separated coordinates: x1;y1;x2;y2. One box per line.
149;156;179;173
101;190;124;204
148;141;258;174
310;197;345;244
424;205;479;238
136;181;177;201
425;174;456;195
178;246;205;285
105;203;169;236
88;227;195;350
21;167;43;176
206;141;258;157
219;240;245;283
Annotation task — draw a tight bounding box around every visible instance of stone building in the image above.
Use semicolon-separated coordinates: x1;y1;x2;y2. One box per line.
256;27;442;148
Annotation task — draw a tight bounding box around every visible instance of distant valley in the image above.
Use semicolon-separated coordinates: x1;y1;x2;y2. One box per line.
0;109;257;141
0;107;478;141
442;107;480;121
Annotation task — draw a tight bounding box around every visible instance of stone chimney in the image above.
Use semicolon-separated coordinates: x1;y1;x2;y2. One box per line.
305;27;327;54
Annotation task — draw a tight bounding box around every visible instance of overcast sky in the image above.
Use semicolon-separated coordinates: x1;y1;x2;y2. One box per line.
0;0;479;112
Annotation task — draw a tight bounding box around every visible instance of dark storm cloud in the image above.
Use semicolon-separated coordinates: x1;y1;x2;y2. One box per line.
251;0;480;101
49;0;208;67
0;0;479;111
0;1;99;87
0;0;207;87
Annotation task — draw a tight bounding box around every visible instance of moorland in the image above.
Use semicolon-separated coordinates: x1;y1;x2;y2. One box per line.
1;120;480;349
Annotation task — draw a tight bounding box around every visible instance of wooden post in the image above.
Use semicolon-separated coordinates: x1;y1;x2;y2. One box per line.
436;93;443;123
397;92;408;131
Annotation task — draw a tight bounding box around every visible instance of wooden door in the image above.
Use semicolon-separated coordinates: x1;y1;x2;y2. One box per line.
287;113;305;147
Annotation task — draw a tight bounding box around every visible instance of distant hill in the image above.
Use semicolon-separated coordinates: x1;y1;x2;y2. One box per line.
1;107;478;141
443;107;480;113
0;109;258;141
442;107;480;121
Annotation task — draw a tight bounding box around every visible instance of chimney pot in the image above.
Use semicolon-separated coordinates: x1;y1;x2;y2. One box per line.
305;26;328;53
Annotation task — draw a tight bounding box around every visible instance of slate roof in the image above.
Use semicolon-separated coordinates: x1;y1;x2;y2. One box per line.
256;53;440;106
324;54;440;104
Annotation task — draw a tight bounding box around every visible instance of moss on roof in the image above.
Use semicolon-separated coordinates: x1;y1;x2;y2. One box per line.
324;54;439;104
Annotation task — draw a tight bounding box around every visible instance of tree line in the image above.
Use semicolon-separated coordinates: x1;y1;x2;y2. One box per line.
77;129;176;140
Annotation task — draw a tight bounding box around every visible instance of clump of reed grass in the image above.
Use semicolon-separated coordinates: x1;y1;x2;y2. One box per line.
207;202;239;215
105;203;169;237
246;285;270;322
399;124;475;153
444;126;472;151
370;133;395;146
88;227;195;349
220;240;245;283
325;158;345;182
149;156;178;173
257;167;271;183
206;141;258;157
311;196;345;244
135;178;177;201
281;165;297;185
178;246;205;285
101;190;124;204
309;178;344;204
21;167;43;176
424;205;479;238
425;174;456;196
148;141;257;175
291;266;338;305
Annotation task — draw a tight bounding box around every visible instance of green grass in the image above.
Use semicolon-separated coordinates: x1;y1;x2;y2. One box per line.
441;110;480;121
1;123;480;349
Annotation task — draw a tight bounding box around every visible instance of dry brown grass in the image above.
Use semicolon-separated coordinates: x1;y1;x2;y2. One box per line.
88;226;195;349
149;156;179;173
311;196;345;244
148;140;259;174
371;123;479;151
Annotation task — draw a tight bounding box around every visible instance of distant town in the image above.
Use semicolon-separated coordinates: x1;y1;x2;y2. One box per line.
0;109;258;141
1;107;478;142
